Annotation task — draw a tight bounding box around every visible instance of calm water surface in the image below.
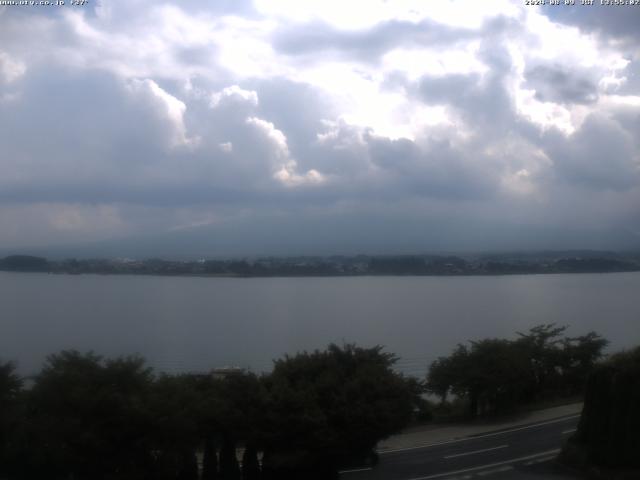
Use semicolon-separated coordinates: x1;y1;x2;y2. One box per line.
1;272;639;377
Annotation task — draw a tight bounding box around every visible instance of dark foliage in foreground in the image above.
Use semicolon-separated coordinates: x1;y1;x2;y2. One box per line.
562;346;640;472
426;324;608;417
0;344;419;480
260;345;416;476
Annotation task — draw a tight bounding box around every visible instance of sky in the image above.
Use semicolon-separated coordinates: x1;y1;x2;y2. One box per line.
0;0;639;257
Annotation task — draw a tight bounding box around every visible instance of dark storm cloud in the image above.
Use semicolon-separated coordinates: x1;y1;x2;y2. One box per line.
273;18;474;61
0;68;175;186
417;70;514;131
542;4;640;43
525;64;599;105
0;67;223;204
0;64;340;208
414;43;525;142
542;114;639;191
365;135;496;200
616;60;640;96
418;41;511;108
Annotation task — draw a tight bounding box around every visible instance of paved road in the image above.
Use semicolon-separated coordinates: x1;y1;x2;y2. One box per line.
339;414;581;480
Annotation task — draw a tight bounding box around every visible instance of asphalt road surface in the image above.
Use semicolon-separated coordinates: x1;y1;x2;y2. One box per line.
339;414;581;480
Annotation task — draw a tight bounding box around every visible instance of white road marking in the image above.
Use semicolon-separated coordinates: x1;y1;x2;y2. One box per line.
380;415;580;455
406;448;561;480
477;465;513;476
523;455;556;466
562;428;577;434
338;467;372;474
443;445;508;459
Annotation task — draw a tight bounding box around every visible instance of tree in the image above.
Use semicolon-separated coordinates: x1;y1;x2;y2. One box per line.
261;344;417;477
219;436;241;480
0;361;22;476
202;437;219;480
241;444;260;480
177;450;198;480
148;374;205;479
560;332;608;394
563;346;640;470
427;340;531;417
0;361;21;401
426;345;468;404
216;373;266;448
24;351;155;480
516;323;569;397
427;325;607;418
464;339;532;416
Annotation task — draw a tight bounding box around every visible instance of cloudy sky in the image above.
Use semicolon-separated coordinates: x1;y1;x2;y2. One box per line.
1;0;639;257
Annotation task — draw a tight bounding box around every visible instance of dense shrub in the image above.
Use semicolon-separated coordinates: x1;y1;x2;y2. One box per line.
565;347;640;469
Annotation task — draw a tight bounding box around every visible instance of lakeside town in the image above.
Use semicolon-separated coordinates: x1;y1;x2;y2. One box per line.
1;251;639;277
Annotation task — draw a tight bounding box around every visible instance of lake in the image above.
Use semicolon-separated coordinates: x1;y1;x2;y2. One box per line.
1;271;639;377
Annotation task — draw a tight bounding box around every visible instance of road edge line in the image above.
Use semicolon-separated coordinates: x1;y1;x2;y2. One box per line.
379;414;579;455
443;444;508;459
406;448;561;480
